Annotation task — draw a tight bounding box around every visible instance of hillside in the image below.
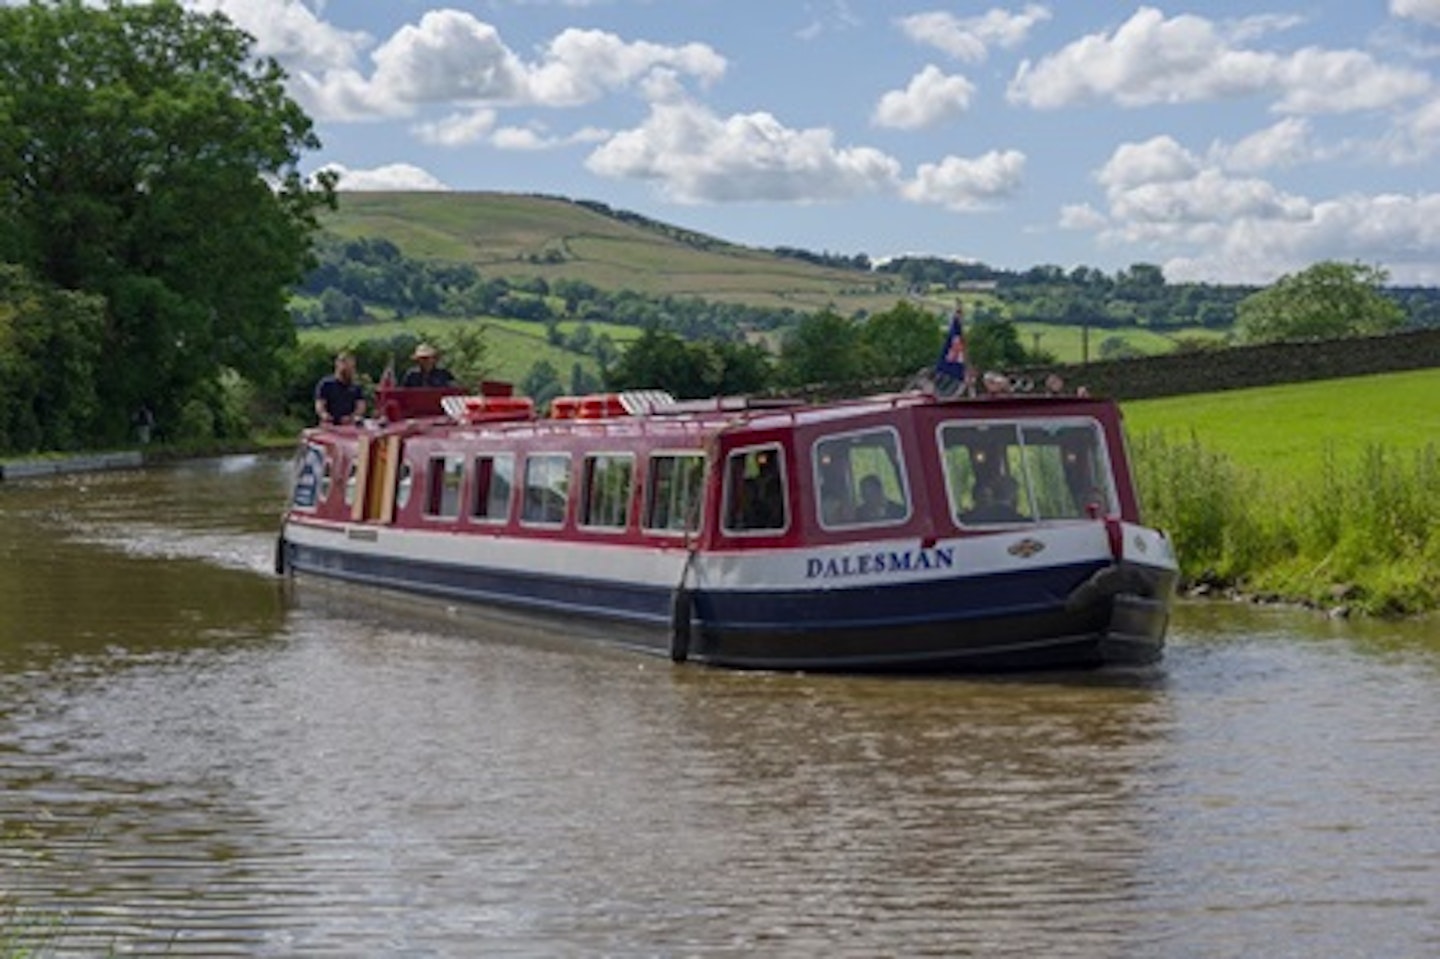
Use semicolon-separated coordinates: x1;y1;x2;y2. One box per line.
321;191;905;315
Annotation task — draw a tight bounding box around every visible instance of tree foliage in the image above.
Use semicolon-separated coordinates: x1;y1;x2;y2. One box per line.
0;265;105;451
604;327;771;399
0;0;334;446
1236;261;1406;343
777;309;867;388
858;301;944;379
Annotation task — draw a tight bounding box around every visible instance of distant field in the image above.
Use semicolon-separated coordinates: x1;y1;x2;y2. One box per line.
323;191;906;315
1011;322;1225;364
1122;367;1440;472
298;316;606;385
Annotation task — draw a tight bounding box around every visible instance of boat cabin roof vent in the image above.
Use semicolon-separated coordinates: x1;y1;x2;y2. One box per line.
618;390;677;416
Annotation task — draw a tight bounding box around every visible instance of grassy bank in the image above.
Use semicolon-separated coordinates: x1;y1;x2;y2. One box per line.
1124;368;1440;614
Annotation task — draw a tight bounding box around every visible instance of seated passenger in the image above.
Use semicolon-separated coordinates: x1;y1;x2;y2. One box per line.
854;474;903;521
961;474;1027;524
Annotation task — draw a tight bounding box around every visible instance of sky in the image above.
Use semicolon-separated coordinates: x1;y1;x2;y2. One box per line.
47;2;1440;283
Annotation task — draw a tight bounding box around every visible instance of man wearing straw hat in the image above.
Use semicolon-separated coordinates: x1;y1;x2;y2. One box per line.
401;342;455;388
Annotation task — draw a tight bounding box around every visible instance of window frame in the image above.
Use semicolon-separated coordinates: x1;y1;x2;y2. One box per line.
578;451;635;532
642;450;707;536
721;443;789;537
469;452;515;525
423;453;466;520
519;452;573;528
811;426;911;531
937;416;1117;528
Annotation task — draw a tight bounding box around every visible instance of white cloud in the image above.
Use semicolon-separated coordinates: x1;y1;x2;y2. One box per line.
187;0;367;73
322;162;450;191
1392;0;1440;25
1059;203;1106;230
1095;137;1310;240
413;108;498;147
290;11;725;121
1074;133;1440;283
1165;192;1440;284
1008;6;1429;115
585;98;900;203
1097;136;1199;191
1223;14;1305;45
1212;117;1316;172
369;11;527;106
528;29;725;106
1273;48;1431;113
902;149;1026;211
489;123;609;151
898;6;1051;63
872;65;976;130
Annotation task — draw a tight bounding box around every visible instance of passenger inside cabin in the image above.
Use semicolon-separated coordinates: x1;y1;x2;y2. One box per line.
733;453;785;531
962;474;1027;524
854;474;904;521
401;343;455;388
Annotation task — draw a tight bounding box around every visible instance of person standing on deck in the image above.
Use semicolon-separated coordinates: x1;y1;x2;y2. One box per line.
314;350;366;425
401;343;455;388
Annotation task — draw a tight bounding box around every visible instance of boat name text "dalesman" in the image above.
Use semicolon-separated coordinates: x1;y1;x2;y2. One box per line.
806;546;955;580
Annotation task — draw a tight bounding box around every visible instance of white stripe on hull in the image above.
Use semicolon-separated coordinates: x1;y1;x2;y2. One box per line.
283;519;1177;592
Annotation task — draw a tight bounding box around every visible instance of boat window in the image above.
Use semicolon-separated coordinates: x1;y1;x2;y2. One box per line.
722;445;787;534
812;428;910;528
291;443;327;510
521;453;571;526
318;457;332;502
644;453;705;534
343;460;359;507
395;461;414;511
580;453;634;531
939;419;1116;526
470;453;514;523
424;454;465;519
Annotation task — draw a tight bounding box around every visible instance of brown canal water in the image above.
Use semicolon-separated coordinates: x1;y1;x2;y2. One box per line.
2;455;1439;957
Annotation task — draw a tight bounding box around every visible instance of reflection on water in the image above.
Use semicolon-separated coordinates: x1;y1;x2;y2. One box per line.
1;457;1439;956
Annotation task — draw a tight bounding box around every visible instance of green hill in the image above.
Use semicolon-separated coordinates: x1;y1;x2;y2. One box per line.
314;191;1241;365
321;191;904;315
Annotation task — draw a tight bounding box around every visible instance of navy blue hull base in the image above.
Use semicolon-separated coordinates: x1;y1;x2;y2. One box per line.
282;538;1173;673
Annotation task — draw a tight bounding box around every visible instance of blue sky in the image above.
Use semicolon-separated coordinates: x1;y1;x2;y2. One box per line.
119;3;1440;283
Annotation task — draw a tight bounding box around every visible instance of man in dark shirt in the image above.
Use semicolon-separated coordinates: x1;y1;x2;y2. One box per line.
401;343;455;388
314;350;366;425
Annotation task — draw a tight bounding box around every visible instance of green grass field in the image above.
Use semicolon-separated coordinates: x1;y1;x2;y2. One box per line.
298;316;615;385
1122;367;1440;472
1121;367;1440;614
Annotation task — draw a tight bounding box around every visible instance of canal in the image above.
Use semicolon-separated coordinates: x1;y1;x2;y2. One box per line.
1;455;1438;957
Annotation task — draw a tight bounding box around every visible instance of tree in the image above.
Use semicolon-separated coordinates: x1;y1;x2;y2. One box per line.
966;319;1029;371
0;265;105;452
777;309;866;388
1236;261;1405;343
859;301;945;378
604;327;709;397
521;359;563;408
0;0;335;443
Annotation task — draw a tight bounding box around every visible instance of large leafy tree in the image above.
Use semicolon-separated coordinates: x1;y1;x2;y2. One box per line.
605;327;771;399
777;308;867;389
1236;261;1405;344
0;265;105;452
858;301;945;379
0;0;335;443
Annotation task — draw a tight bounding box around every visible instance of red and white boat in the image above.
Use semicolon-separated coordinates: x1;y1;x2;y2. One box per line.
278;381;1177;671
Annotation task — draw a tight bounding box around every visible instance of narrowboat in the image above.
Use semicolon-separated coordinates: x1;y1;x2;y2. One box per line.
277;382;1177;672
